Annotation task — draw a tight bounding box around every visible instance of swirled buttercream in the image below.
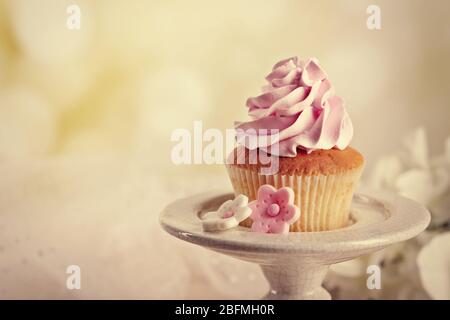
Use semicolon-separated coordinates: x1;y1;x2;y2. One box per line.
235;57;353;156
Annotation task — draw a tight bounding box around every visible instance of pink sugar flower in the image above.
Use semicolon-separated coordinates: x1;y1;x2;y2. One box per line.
249;185;300;234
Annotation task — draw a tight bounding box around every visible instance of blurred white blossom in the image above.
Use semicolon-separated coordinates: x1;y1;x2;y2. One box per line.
417;232;450;300
368;127;450;227
329;127;450;300
6;0;94;65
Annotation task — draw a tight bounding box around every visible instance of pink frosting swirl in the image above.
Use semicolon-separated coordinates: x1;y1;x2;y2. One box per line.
235;57;353;156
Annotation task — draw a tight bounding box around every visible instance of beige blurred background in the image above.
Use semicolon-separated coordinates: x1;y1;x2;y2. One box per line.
0;0;449;299
0;0;449;169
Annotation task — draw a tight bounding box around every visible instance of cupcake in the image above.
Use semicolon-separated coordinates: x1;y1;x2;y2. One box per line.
225;57;364;232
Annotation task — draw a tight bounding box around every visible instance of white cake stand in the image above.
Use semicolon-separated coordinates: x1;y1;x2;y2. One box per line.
159;189;430;300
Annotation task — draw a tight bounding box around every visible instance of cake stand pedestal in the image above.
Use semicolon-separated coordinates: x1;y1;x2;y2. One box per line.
160;190;430;300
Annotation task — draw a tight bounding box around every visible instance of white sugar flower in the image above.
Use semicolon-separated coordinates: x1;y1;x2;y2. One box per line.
417;232;450;300
202;195;251;232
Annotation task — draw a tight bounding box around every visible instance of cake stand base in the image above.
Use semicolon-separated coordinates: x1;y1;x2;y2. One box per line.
261;264;331;300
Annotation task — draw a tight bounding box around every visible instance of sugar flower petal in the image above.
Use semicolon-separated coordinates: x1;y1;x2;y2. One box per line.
202;195;251;232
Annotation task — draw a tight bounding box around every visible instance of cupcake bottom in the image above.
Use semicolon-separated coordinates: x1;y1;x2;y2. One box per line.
226;165;363;232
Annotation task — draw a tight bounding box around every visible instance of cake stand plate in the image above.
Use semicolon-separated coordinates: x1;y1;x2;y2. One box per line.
159;189;430;300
